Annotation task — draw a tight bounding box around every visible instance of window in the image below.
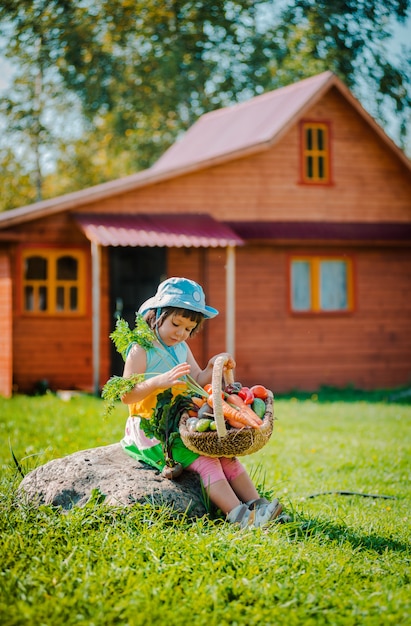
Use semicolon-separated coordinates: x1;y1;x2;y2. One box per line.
21;248;86;315
301;122;330;183
290;256;353;313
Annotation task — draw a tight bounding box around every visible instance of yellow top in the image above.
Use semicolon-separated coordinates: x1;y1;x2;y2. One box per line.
128;383;188;419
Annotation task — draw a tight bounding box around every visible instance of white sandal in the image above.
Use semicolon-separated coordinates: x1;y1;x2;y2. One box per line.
251;499;283;527
227;499;283;529
246;497;270;509
226;503;252;528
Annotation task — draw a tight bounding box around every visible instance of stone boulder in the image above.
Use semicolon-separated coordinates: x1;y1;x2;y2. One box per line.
18;443;207;517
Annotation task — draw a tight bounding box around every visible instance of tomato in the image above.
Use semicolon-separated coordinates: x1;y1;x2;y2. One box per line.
250;384;269;400
238;386;254;404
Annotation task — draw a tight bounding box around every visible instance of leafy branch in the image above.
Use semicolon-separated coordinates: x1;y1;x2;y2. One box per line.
110;314;156;360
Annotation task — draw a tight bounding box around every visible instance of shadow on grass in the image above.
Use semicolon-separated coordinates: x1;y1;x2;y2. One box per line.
284;513;409;555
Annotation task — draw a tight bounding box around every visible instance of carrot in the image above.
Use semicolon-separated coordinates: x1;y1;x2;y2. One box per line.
204;383;224;398
207;394;261;429
226;394;264;427
226;416;248;429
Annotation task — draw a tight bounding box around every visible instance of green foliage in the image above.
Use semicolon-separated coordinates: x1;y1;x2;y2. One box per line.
0;392;410;624
109;314;156;360
100;314;156;416
0;0;409;210
100;373;143;418
0;145;37;210
140;389;193;465
277;0;411;147
276;384;411;404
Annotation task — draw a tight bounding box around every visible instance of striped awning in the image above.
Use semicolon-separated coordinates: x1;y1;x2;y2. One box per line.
74;213;244;247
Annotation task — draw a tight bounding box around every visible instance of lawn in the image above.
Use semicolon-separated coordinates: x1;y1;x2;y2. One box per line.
0;391;410;625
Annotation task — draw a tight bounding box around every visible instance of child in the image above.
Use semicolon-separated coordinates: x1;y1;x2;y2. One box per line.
121;276;283;528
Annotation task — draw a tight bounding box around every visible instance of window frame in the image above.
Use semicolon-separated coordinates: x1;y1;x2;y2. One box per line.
299;120;333;185
19;245;88;316
288;254;355;315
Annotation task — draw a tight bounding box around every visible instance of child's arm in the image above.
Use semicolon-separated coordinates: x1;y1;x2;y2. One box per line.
121;343;190;404
186;347;236;388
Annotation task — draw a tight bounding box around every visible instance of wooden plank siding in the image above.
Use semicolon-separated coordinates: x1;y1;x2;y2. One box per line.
2;82;411;395
230;244;411;392
84;89;410;224
0;251;13;397
10;221;112;394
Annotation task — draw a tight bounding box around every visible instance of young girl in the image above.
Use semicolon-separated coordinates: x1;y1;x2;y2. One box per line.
121;276;283;528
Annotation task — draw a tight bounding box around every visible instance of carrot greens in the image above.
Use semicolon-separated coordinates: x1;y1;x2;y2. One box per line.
140;389;193;467
101;373;144;418
109;314;156;360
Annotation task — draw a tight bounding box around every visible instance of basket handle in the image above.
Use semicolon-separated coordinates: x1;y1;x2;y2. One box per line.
212;355;234;438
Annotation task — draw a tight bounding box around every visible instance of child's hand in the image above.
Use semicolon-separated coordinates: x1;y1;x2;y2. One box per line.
209;353;236;371
157;362;191;389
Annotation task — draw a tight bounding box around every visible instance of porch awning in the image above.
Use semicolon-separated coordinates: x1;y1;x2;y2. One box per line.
74;213;244;247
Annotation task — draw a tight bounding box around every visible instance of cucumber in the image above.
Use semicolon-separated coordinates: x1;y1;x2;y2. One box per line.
252;397;266;418
196;418;212;432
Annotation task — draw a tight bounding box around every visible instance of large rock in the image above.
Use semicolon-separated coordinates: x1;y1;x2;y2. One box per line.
18;443;207;517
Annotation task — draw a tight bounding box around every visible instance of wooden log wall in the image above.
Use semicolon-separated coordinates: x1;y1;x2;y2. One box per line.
0;250;13;397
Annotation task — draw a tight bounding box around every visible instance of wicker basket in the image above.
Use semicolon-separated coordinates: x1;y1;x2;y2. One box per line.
179;355;274;458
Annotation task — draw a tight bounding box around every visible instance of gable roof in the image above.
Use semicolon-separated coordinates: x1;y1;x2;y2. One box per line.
152;70;411;175
152;71;334;173
0;71;410;230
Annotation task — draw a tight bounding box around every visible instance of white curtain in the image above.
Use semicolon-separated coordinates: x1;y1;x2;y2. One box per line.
320;261;347;310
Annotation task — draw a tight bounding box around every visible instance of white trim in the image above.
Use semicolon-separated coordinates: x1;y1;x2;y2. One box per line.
226;245;236;357
91;241;101;395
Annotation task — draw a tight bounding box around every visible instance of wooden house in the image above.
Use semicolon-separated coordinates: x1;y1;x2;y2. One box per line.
0;71;410;398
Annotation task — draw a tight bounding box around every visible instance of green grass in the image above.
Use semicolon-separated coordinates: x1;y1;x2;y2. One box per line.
1;391;410;625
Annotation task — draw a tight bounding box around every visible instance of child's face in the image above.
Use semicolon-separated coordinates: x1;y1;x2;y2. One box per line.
158;313;197;346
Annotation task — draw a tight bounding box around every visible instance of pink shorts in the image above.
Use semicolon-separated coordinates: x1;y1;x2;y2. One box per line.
187;455;246;487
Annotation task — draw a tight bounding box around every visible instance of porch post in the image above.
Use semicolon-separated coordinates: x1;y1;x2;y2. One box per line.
226;245;236;357
91;241;101;396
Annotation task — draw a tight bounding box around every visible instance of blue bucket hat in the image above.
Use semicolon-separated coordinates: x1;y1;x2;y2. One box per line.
138;277;219;319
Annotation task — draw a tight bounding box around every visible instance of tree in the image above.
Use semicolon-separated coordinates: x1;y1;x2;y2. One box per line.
0;0;409;211
0;0;279;207
0;145;36;211
274;0;411;150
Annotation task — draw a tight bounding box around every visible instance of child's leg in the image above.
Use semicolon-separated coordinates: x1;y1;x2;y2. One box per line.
221;457;284;526
187;456;241;514
219;457;260;503
187;456;283;526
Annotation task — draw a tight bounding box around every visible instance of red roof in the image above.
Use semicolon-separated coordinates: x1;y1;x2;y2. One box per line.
0;72;409;231
74;213;244;247
152;72;337;173
225;221;411;242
